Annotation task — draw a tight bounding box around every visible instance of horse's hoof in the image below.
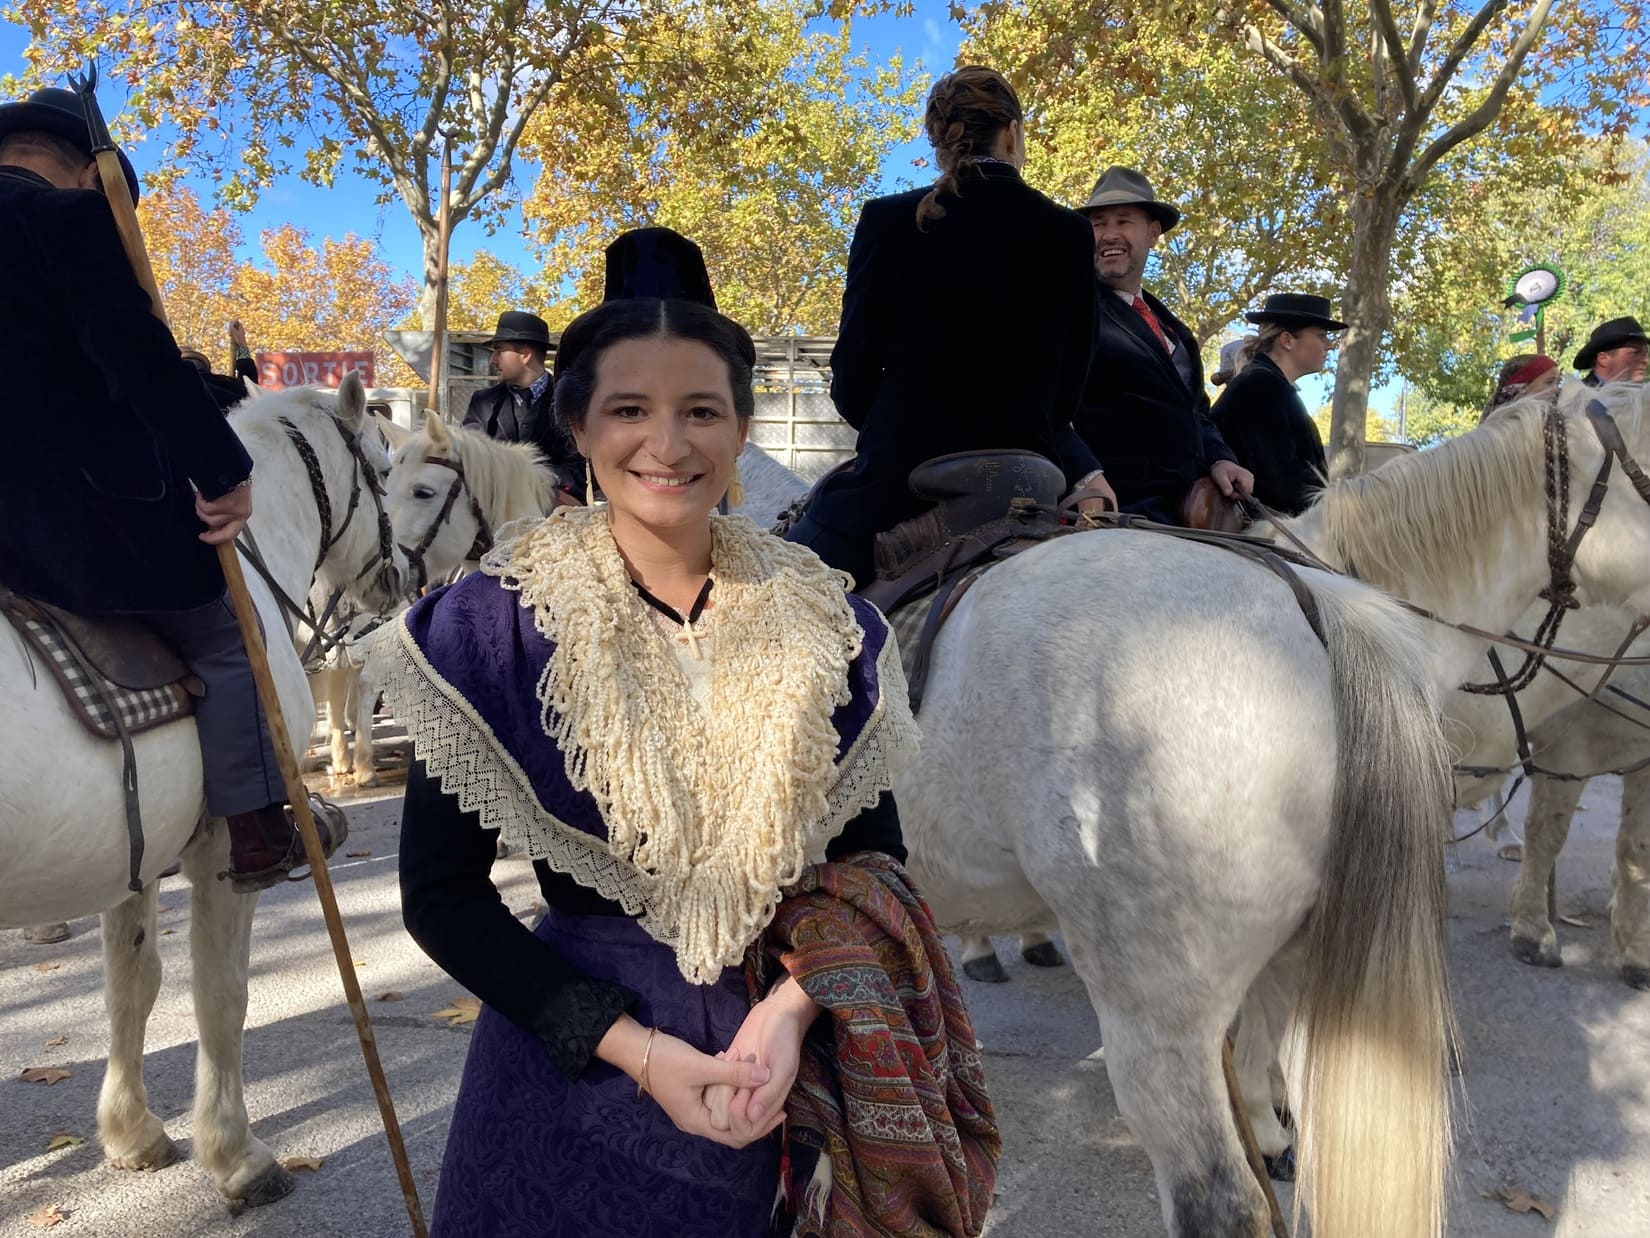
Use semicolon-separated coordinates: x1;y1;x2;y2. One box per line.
1263;1147;1296;1182
1020;941;1065;968
233;1161;297;1209
111;1132;181;1172
24;922;71;944
1622;965;1650;991
1511;935;1562;968
963;955;1009;983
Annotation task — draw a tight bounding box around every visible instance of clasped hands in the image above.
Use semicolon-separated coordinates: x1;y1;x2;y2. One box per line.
598;976;820;1151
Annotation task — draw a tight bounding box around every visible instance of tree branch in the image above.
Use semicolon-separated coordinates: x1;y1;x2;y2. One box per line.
1371;0;1419;113
1241;21;1374;143
1409;0;1557;186
1416;0;1512;120
1407;0;1439;72
1261;0;1326;55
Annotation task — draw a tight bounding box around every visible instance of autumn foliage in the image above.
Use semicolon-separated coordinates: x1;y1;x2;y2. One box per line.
137;187;419;386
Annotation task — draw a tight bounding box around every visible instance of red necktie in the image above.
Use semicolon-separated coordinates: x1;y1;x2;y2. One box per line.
1131;294;1174;355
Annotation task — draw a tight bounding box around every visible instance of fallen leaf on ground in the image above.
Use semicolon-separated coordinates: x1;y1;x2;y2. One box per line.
430;996;481;1026
1557;914;1592;929
1496;1185;1558;1221
280;1155;324;1172
345;849;372;858
44;1036;67;1048
45;1132;84;1151
159;928;176;936
19;1066;72;1085
376;991;405;1002
33;962;60;973
25;1204;67;1228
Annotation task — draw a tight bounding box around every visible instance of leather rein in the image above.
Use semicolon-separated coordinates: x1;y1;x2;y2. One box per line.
398;453;492;594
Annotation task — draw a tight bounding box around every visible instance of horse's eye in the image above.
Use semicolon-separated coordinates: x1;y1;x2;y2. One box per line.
412;485;438;501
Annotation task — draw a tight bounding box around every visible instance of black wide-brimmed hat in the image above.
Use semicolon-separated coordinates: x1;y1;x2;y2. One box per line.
1077;166;1180;233
554;227;734;379
481;309;551;349
1574;315;1648;371
1246;293;1347;331
0;87;141;203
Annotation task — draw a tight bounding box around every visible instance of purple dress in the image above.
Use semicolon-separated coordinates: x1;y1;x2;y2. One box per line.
431;912;780;1237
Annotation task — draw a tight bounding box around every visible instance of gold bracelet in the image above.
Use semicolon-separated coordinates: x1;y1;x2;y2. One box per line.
636;1026;658;1098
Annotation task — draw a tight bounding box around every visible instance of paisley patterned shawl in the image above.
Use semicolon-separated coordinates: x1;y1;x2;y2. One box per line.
368;514;918;983
754;853;1000;1237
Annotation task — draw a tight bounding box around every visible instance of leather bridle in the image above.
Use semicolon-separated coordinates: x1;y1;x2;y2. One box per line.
235;413;400;655
399;453;492;594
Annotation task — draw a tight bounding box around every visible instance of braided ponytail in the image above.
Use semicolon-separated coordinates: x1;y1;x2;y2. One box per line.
915;66;1024;231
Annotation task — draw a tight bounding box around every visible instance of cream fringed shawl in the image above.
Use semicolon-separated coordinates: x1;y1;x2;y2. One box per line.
370;507;919;982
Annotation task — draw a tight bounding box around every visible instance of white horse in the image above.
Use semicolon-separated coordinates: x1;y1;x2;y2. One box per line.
383;412;557;590
1439;601;1650;984
902;384;1650;1237
0;375;405;1208
304;412;408;786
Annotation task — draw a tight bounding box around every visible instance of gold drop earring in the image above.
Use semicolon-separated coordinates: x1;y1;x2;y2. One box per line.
726;463;745;508
585;459;596;507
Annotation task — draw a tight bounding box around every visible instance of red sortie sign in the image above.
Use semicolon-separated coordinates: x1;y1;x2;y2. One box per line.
256;351;376;391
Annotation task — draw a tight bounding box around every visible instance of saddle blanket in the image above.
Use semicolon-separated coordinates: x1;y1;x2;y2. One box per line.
883;565;989;679
7;610;194;740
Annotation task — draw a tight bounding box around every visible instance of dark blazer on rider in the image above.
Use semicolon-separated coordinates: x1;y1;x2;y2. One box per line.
1211;352;1325;516
805;163;1101;539
0;165;253;614
1074;287;1236;524
461;378;585;497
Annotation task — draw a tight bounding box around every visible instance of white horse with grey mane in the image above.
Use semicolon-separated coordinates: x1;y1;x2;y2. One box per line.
0;375;404;1209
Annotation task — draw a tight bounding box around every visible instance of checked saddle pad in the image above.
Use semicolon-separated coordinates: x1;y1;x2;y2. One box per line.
2;591;197;740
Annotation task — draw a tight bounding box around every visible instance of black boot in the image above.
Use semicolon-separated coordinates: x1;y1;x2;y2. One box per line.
222;798;348;892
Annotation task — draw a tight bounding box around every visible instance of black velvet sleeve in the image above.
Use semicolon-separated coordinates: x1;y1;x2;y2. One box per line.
399;762;639;1080
826;790;906;864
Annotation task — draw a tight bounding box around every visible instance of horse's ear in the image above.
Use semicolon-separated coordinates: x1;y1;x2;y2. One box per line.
336;371;366;428
372;410;414;452
425;409;451;450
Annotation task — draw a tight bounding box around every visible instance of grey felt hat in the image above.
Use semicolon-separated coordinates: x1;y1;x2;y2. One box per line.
1077;166;1179;232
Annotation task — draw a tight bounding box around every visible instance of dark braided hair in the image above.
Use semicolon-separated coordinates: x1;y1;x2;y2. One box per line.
915;66;1024;231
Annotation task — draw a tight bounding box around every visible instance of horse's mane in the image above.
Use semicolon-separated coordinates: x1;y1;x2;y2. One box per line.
1298;382;1649;608
1298;396;1548;604
404;421;554;526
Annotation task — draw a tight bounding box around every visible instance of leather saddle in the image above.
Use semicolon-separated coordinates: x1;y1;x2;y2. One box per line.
859;450;1073;710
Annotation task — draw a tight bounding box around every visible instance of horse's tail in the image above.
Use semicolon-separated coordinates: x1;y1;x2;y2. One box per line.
1296;575;1455;1238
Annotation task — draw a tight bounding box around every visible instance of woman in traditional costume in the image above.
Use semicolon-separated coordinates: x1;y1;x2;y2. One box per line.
374;228;998;1237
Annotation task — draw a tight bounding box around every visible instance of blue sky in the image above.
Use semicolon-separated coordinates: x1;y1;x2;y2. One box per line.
0;7;965;280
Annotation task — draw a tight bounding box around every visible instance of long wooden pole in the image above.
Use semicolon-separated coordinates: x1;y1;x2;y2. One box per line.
427;137;454;418
80;114;427;1235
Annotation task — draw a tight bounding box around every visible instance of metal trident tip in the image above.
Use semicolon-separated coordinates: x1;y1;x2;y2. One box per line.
67;61;98;95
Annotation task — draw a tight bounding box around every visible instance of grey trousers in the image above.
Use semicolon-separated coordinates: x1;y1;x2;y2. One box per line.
133;593;284;817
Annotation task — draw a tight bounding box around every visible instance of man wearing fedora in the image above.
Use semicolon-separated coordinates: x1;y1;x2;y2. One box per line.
1212;293;1344;516
0;87;344;889
1575;316;1648;387
462;310;584;499
1071;166;1251;525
